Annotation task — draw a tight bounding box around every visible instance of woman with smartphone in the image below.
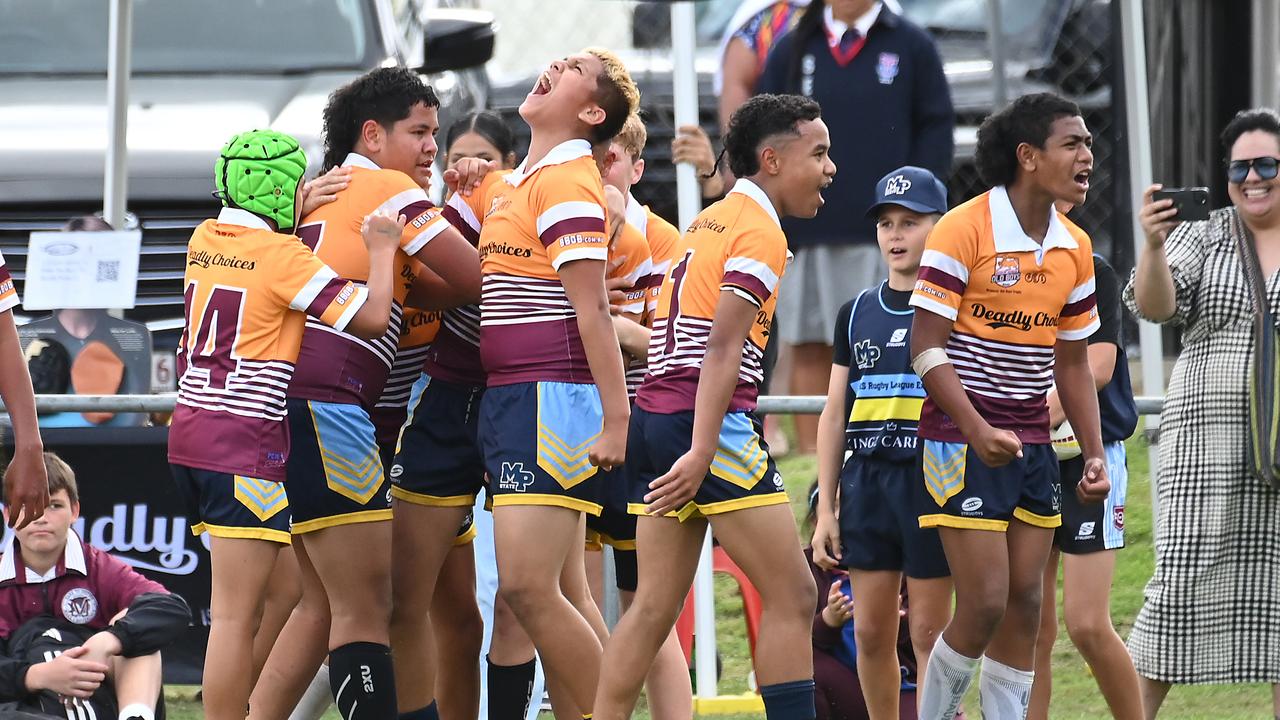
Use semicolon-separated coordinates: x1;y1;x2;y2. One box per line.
1127;107;1280;717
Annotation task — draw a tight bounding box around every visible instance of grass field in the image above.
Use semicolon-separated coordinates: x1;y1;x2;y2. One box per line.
166;434;1277;719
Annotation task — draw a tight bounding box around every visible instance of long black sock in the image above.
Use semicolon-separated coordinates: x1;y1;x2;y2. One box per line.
487;655;537;720
329;642;398;720
761;679;817;720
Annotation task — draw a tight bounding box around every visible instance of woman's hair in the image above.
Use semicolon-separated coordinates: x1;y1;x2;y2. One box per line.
724;93;822;178
322;67;440;171
974;93;1081;188
444;110;516;160
1221;108;1280;159
785;0;827;93
62;215;113;232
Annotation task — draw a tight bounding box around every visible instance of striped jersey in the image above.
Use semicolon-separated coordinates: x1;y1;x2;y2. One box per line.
476;140;610;386
289;153;453;409
834;283;922;462
169;208;368;481
637;179;790;414
909;187;1099;443
370;294;443;447
624;196;682;317
0;250;18;313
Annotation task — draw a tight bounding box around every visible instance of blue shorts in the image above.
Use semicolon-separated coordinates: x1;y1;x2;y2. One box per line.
839;456;949;579
285;398;393;534
586;466;637;591
390;372;486;507
626;407;787;521
1055;441;1127;553
479;381;605;515
171;464;290;544
918;440;1060;532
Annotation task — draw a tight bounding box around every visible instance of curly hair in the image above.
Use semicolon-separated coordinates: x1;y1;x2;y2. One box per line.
975;93;1081;188
322;67;440;171
724;93;822;178
1221;108;1280;160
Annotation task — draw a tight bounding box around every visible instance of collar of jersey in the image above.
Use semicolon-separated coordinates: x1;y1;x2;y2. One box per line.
0;529;88;585
823;1;881;42
505;139;592;187
988;185;1078;258
624;192;649;234
728;178;782;228
342;152;381;171
217;207;273;231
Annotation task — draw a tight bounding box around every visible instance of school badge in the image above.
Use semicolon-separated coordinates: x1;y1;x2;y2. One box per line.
992;255;1021;288
61;588;98;625
876;52;900;85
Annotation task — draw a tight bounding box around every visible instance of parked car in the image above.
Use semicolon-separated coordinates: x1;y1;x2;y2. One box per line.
0;0;495;348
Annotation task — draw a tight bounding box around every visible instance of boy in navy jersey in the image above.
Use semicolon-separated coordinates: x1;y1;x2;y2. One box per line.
811;166;953;720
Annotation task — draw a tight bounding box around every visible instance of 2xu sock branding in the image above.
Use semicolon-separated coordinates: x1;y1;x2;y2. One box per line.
330;642;397;720
487;656;537;720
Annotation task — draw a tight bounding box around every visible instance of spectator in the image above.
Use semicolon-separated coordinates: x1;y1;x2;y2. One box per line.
757;0;954;453
0;452;189;720
18;216;153;428
1126;108;1280;718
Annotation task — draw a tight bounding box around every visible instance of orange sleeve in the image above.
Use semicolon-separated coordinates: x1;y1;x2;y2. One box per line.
442;172;506;247
275;236;368;332
607;223;654;316
721;226;788;308
1058;239;1100;341
532;163;609;271
910;209;978;321
0;250;19;313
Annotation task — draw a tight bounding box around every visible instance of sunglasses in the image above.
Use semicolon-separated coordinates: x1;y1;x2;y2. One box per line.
1227;156;1280;184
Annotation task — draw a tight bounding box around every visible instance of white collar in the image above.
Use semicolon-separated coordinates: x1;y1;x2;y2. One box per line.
987;185;1078;256
342;152;381;171
728;178;782;228
505;139;593;188
624;192;649;234
216;207;273;231
824;2;881;43
0;529;88;584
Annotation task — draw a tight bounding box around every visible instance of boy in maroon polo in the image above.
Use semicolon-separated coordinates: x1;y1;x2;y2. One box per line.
0;453;189;720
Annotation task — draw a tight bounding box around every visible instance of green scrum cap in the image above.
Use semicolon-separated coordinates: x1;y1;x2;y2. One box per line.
214;129;308;230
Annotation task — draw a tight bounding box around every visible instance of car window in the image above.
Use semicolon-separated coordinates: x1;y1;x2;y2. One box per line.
0;0;372;74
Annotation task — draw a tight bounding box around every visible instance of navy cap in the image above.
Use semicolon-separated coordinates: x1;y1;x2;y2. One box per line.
866;165;949;219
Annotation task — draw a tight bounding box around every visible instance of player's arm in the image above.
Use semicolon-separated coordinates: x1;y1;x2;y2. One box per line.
612;314;651;358
812;361;848;569
1047;341;1116;427
645;289;755;516
406;264;474;311
0;308;47;529
560;260;630;469
18;646;108;699
1055;337;1109;504
409;227;481;307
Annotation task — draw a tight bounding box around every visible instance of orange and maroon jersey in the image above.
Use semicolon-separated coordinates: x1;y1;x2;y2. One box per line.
625;196;682;318
0;250;18;314
427;171;517;387
370;261;444;447
637;180;789;414
169;208;368;481
289;153;453;409
476;140;610;386
910;187;1099;443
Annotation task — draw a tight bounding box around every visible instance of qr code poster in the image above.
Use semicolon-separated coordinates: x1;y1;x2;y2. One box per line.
24;231;142;310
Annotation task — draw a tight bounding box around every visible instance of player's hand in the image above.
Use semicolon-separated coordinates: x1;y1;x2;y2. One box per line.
820;580;853;628
1139;184;1179;249
672;125;724;197
4;443;48;530
645;449;709;516
361;209;406;253
443;158;499;197
970;423;1023;468
300;166;352;218
604;185;627;246
1076;455;1110;504
811;509;843;570
26;646;109;699
605;257;631;312
590;423;627;473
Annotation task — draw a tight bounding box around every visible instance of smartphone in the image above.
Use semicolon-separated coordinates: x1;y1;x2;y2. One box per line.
1152;187;1210;222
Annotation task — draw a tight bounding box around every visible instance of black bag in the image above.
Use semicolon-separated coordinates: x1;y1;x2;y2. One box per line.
1235;211;1280;489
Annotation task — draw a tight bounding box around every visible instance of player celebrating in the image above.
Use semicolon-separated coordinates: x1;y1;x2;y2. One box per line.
595;93;835;720
249;68;480;720
909;93;1109;720
811;165;953;720
168;129;399;720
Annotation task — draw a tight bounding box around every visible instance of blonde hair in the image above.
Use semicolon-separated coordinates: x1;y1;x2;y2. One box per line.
614;113;648;160
583;47;641;144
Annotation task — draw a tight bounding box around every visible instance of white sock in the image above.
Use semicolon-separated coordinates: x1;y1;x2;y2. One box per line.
979;656;1035;720
289;663;333;720
918;636;979;720
119;703;155;720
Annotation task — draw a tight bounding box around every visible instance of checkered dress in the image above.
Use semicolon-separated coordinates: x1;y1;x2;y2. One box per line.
1123;207;1280;684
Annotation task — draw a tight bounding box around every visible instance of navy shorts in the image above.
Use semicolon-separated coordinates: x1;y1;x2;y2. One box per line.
171;464;290;544
285;398;393;534
1055;441;1128;553
390;372;486;507
839;456;949;579
918;440;1060;532
479;381;605;515
586;466;638;591
626;407;787;521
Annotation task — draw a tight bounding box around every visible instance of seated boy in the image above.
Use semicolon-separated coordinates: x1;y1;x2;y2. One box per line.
0;453;190;720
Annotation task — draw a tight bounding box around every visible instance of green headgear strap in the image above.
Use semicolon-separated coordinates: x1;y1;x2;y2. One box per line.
214;129;308;231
